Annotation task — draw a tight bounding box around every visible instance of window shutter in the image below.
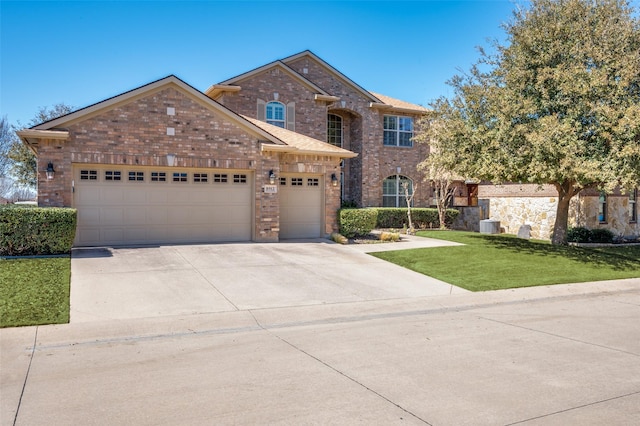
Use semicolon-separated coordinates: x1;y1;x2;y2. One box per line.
257;99;266;121
286;102;295;131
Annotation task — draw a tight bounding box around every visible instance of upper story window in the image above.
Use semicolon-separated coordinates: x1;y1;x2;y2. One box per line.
327;114;343;147
266;101;285;128
383;115;413;147
630;189;637;223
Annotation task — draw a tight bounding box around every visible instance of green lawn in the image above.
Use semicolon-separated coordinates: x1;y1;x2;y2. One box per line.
372;231;640;291
0;257;71;328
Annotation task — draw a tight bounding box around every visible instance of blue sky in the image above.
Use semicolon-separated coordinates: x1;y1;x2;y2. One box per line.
2;0;520;126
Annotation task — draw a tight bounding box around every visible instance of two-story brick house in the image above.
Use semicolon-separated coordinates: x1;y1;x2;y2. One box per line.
18;51;429;247
207;51;430;209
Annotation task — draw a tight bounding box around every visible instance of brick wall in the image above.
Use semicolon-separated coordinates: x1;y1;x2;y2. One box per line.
221;56;430;208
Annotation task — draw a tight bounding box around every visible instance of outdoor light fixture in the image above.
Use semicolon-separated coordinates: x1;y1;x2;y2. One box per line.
331;173;339;187
166;153;176;167
45;162;55;180
269;170;276;185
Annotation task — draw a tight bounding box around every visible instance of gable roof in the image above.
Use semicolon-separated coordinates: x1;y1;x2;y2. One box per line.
280;50;382;104
17;75;356;158
207;60;335;100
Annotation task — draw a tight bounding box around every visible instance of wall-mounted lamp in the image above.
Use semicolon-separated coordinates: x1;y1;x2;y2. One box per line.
166;153;176;167
45;162;55;180
269;170;276;185
331;173;339;187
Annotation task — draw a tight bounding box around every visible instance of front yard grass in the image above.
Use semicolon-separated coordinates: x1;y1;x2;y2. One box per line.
371;231;640;291
0;257;71;328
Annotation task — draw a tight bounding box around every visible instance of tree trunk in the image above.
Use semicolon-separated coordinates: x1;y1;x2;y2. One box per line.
551;181;580;245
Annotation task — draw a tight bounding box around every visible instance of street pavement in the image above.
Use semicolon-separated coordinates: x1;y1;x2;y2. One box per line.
1;237;639;425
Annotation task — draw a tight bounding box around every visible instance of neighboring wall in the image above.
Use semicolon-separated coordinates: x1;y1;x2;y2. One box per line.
478;184;639;240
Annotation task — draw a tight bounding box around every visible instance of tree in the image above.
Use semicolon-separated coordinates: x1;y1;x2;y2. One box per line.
8;104;73;188
417;0;640;244
0;116;15;178
401;181;417;233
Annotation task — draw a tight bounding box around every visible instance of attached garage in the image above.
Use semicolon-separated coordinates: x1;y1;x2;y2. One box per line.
278;174;323;239
73;165;253;246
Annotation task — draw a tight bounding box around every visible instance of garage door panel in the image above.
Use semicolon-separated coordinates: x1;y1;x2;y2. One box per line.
73;166;252;246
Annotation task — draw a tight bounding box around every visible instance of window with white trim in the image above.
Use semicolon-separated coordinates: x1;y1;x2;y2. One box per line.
307;178;319;186
193;173;208;183
105;171;121;181
266;101;285;128
172;172;188;182
383;175;413;207
630;189;637;223
233;174;247;184
327;114;343;147
128;171;144;182
291;178;303;186
80;170;97;180
214;174;228;183
383;115;413;147
151;172;166;182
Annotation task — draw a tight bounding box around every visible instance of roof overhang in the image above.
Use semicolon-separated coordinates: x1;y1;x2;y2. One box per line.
16;129;70;153
204;84;242;99
314;94;341;103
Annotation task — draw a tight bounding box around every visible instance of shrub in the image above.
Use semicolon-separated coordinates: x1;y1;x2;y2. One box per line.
567;227;591;243
379;231;400;242
375;208;459;229
567;227;614;244
0;207;77;256
589;228;614;244
338;208;378;238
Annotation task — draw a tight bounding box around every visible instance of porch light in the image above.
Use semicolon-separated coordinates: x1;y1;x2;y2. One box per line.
166;153;176;167
45;162;55;180
269;170;276;185
331;173;339;187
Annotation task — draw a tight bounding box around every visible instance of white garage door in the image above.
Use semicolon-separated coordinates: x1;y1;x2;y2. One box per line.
73;165;253;246
279;174;323;239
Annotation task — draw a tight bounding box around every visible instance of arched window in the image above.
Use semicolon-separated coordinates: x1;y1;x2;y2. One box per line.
383;175;413;207
266;101;285;128
327;114;343;147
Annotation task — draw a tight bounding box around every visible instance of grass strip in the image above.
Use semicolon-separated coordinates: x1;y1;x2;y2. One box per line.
371;231;640;291
0;257;71;327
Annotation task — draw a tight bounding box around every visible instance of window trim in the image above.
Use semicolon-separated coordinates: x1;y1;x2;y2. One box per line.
383;115;414;148
266;101;285;128
598;192;607;223
327;113;343;147
383;175;414;207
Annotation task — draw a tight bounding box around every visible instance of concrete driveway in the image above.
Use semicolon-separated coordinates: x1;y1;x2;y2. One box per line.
70;237;466;322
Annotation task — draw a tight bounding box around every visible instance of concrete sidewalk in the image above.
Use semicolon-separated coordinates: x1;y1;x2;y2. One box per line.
2;279;639;425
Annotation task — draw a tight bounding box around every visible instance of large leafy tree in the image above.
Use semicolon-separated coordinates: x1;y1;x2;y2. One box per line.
8;104;73;188
420;0;640;244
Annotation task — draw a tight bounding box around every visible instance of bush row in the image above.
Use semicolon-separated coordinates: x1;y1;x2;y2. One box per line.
0;207;77;256
567;227;614;244
338;208;460;238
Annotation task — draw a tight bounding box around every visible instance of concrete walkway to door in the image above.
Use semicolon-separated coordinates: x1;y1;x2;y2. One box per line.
70;236;466;322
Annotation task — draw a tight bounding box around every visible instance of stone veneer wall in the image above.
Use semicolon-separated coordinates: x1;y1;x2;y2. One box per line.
570;195;639;238
487;197;558;240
